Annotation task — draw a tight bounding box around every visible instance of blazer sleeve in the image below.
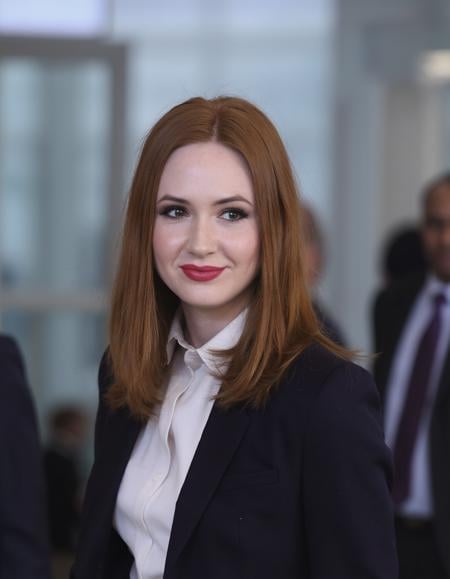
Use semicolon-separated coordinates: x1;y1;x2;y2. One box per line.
302;362;398;579
0;336;52;579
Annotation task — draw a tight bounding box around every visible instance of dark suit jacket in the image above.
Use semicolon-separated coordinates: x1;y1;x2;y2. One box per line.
44;445;80;552
72;343;397;579
0;335;52;579
373;273;450;575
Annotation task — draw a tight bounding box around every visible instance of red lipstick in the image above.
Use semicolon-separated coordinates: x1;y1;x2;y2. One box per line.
180;265;225;281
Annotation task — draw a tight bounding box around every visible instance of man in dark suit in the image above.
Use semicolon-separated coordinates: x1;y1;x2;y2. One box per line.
0;335;52;579
373;172;450;579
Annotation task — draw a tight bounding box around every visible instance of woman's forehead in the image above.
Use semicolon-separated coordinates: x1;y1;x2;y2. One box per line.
157;142;254;204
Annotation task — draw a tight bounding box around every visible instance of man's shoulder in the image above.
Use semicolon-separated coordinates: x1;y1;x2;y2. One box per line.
375;272;426;313
0;334;25;372
0;333;20;352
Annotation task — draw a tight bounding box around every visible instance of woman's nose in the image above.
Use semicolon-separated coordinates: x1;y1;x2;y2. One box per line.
186;217;217;256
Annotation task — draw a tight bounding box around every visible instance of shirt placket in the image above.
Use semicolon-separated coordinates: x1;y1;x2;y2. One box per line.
140;351;195;567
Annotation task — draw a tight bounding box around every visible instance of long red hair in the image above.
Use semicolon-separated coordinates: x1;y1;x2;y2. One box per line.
107;96;348;419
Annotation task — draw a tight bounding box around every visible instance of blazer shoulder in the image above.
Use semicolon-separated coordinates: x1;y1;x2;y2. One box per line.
283;343;378;409
285;342;348;390
285;346;384;457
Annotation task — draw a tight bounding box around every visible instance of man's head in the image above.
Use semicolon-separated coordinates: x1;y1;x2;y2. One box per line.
421;172;450;282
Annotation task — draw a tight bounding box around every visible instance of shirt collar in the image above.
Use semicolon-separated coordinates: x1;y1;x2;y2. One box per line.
424;274;450;303
166;308;247;372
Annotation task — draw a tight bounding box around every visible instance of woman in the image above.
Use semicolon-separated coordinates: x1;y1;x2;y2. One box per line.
72;96;397;578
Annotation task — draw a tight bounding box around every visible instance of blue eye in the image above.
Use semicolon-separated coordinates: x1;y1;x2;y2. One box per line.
159;205;187;219
221;208;248;221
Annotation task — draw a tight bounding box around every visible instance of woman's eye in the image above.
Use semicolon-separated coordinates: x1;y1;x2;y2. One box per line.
160;206;187;219
221;208;247;221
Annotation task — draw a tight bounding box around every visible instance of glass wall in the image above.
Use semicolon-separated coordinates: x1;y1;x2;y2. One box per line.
0;61;110;293
0;43;123;437
111;0;335;222
0;1;336;433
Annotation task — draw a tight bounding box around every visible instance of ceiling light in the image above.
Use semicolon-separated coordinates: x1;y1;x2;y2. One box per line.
418;50;450;83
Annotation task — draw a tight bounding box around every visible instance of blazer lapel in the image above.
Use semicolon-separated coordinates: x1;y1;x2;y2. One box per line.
100;406;142;479
164;401;250;572
84;406;142;539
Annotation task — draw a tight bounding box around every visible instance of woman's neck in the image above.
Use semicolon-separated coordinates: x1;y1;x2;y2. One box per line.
182;303;247;348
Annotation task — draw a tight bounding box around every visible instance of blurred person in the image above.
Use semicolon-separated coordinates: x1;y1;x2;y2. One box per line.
0;334;52;579
380;225;427;287
45;406;87;579
72;96;397;579
301;203;347;345
373;172;450;578
44;405;87;554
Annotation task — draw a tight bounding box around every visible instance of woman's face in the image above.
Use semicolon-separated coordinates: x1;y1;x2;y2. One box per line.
153;141;260;323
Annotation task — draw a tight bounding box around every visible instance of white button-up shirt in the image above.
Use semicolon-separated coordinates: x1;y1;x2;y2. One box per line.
113;309;246;579
384;275;450;517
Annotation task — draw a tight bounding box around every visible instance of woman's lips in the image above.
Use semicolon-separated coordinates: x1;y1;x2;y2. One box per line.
180;265;226;281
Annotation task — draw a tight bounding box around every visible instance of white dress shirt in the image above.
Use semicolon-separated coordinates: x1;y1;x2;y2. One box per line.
113;309;246;579
384;275;450;517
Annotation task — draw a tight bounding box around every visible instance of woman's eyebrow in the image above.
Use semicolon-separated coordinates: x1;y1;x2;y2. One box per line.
157;195;187;204
214;195;253;206
157;194;253;206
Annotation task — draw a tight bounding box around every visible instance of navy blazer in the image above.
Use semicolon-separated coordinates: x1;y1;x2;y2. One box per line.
0;335;52;579
72;343;398;578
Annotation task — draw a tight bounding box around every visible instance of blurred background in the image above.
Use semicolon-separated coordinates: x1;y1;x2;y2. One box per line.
1;0;450;567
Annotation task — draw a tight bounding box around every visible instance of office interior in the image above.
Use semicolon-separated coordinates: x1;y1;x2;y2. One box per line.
0;0;450;460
